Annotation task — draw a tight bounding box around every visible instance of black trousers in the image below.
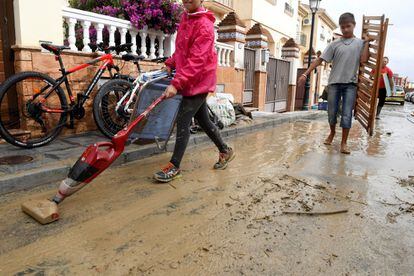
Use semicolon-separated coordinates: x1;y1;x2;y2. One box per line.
170;93;228;168
378;88;387;107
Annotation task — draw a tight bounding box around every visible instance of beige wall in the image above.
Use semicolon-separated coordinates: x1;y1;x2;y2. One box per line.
301;14;336;53
233;0;298;57
251;0;298;39
233;0;253;21
14;0;65;46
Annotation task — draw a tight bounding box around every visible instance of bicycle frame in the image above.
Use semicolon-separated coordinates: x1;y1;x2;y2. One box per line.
115;70;169;115
36;54;117;114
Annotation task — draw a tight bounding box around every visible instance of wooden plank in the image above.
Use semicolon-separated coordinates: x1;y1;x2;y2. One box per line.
367;34;380;41
357;98;371;111
358;86;373;100
363;24;382;31
359;81;373;93
359;83;373;96
358;89;371;103
359;75;374;86
356;102;371;118
357;100;371;115
368;55;378;62
364;15;384;21
358;92;371;105
358;82;372;95
365;30;380;36
358;108;370;122
359;67;375;77
362;61;377;70
356;115;369;129
356;110;370;124
370;44;379;50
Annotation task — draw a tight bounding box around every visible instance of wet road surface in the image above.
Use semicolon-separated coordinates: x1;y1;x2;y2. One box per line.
1;104;414;275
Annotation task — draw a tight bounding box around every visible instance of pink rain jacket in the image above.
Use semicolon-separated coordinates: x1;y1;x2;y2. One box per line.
166;7;218;97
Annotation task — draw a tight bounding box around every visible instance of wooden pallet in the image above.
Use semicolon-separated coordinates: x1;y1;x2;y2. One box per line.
355;15;389;136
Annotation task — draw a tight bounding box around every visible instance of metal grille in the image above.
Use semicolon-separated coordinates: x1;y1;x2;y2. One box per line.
243;48;256;105
265;58;290;112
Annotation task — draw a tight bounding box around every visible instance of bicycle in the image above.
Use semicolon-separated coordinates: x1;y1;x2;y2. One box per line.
93;55;169;138
0;42;135;148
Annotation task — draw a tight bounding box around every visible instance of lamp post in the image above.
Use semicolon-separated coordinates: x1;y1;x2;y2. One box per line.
303;0;321;110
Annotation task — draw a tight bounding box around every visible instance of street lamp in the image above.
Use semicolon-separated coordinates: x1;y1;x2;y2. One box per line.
303;0;321;110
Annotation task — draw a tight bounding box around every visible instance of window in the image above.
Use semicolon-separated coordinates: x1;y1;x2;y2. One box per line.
300;33;307;46
284;2;294;16
296;19;301;42
320;26;325;41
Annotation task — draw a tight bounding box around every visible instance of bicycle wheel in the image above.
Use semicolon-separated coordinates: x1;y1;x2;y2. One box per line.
93;79;133;138
0;71;68;148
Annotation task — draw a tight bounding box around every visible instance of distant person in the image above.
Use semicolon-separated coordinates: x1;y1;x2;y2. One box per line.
298;12;371;154
373;57;394;119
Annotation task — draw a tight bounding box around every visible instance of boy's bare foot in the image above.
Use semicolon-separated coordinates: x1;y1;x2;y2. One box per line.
340;144;351;154
324;132;335;145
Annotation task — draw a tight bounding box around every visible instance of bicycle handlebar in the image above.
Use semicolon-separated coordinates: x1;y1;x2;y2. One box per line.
150;57;169;63
89;42;133;54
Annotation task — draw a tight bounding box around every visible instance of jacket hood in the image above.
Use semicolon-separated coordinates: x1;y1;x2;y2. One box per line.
185;7;215;23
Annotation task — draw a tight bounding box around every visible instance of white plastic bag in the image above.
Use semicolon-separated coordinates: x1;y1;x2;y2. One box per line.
207;94;236;127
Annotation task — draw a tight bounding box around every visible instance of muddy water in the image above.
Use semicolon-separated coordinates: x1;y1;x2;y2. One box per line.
1;106;414;275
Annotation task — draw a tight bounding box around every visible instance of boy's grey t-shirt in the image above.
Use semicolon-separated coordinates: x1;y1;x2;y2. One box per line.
321;38;365;85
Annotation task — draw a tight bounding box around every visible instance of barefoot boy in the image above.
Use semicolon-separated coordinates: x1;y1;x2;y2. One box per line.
298;13;371;154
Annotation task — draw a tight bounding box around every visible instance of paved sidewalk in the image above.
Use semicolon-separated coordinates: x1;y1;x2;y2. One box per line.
0;111;324;194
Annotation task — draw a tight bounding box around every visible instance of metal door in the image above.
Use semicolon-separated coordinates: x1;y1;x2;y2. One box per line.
295;68;306;110
265;58;290;112
243;48;255;105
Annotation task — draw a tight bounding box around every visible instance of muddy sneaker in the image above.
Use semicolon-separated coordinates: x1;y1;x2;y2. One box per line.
154;163;182;183
214;148;235;170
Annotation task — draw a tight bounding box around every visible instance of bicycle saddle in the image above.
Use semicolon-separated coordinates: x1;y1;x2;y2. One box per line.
122;53;146;62
41;43;70;55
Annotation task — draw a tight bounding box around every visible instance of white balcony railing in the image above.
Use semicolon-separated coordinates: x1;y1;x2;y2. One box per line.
215;42;234;67
62;7;171;59
62;7;235;67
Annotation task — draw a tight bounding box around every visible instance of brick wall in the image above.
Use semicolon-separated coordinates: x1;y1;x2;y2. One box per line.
13;46;162;136
12;46;245;136
216;67;244;102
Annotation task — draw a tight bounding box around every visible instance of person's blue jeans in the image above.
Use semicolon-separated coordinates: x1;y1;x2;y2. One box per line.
328;83;357;129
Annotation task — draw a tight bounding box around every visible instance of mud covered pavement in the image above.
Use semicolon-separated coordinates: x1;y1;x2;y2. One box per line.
1;106;414;275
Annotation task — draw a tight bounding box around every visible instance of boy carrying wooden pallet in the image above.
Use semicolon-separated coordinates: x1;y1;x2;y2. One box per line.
299;13;372;154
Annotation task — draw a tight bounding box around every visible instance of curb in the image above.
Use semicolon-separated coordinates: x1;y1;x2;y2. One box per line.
0;111;324;195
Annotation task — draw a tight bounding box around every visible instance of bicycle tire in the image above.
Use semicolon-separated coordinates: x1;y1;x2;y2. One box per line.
93;79;133;139
0;71;68;148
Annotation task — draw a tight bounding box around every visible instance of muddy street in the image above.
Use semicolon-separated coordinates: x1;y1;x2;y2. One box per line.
1;106;414;275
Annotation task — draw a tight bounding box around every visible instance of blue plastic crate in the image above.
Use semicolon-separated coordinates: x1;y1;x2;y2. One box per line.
318;101;328;111
128;77;182;147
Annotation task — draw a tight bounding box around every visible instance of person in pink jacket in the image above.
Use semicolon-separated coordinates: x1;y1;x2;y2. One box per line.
154;0;235;183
